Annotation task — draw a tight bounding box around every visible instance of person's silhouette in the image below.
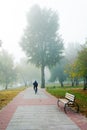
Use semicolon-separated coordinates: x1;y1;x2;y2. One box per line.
33;80;38;94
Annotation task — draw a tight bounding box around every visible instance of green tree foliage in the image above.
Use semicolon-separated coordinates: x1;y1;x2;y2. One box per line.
65;61;79;86
0;50;16;89
64;42;81;86
76;43;87;89
20;5;64;88
49;59;67;87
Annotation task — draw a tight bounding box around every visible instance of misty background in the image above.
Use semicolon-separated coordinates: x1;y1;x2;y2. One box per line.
0;0;87;89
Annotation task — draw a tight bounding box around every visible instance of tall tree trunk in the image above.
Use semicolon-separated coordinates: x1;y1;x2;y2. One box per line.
41;65;45;88
60;81;64;87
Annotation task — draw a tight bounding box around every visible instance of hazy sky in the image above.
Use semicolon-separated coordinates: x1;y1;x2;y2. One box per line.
0;0;87;62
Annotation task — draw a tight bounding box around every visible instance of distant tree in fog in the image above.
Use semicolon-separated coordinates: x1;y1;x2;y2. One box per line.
16;59;40;87
0;50;16;89
20;5;64;88
65;42;81;63
64;42;81;86
49;59;67;87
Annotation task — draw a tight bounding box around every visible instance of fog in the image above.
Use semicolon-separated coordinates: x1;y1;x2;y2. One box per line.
0;0;87;89
0;0;87;62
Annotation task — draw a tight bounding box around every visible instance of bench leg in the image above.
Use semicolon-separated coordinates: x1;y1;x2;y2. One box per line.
72;102;79;113
64;104;67;113
57;99;60;107
57;100;68;113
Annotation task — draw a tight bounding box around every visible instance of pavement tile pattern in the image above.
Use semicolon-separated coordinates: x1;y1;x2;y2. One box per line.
6;106;80;130
0;87;87;130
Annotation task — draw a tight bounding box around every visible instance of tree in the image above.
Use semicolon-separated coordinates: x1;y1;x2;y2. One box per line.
49;59;67;87
64;42;81;86
76;43;87;90
65;61;79;86
0;50;16;89
20;5;63;88
65;42;81;63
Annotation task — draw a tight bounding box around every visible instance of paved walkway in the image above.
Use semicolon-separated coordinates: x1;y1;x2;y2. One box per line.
0;87;87;130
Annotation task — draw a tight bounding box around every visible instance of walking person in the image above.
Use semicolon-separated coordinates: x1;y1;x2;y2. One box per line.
33;80;38;94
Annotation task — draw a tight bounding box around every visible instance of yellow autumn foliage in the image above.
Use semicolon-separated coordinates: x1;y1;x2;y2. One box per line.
0;87;26;110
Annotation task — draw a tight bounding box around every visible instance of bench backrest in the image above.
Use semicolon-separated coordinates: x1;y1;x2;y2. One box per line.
65;92;75;102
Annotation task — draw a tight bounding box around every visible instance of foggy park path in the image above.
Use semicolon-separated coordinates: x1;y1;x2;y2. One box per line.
0;87;87;130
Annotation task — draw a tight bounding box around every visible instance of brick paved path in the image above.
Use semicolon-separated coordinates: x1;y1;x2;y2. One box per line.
0;87;87;130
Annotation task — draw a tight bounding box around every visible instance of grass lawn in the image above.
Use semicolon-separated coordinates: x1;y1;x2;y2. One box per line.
0;87;26;110
46;86;87;117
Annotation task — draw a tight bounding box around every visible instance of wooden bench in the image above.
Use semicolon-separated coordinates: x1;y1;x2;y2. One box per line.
57;92;79;113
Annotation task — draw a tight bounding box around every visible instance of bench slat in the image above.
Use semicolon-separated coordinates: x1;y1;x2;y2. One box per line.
58;98;69;104
65;92;75;101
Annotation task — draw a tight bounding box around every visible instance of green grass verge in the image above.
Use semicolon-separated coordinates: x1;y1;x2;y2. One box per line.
46;86;87;117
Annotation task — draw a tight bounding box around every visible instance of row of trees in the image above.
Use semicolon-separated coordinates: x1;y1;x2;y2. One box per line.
50;42;87;90
0;42;86;90
0;50;41;89
65;43;87;90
